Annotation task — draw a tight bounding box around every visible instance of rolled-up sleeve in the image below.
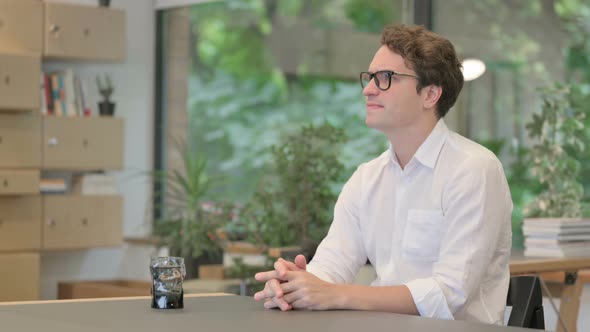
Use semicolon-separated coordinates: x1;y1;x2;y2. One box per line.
307;166;367;284
404;156;512;320
405;278;454;319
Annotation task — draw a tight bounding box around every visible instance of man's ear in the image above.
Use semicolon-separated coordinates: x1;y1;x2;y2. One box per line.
421;85;442;109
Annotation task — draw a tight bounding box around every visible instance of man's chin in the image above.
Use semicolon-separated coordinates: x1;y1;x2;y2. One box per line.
365;118;388;133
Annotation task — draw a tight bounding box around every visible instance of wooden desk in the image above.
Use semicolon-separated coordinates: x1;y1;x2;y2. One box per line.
0;293;531;332
510;251;590;332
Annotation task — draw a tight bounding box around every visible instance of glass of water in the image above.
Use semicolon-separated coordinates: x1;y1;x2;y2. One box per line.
149;256;186;309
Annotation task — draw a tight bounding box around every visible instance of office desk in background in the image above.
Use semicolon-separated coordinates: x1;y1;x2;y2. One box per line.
0;293;531;332
510;251;590;332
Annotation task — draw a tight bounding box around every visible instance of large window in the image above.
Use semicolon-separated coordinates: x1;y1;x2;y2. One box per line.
432;0;589;244
157;0;411;203
433;0;568;149
156;1;590;247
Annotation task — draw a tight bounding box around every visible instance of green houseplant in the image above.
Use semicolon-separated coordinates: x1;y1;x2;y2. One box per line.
240;122;347;259
524;83;587;218
152;142;230;278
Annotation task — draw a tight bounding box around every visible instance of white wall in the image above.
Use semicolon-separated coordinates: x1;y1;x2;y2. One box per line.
40;0;158;299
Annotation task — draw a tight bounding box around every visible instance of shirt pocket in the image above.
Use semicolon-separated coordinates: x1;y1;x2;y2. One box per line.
402;209;444;262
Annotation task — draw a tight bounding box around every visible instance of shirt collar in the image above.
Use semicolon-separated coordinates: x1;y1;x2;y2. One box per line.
384;118;449;170
413;118;449;169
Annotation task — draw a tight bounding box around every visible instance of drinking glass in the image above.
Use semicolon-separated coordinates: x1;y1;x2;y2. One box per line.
149;256;186;309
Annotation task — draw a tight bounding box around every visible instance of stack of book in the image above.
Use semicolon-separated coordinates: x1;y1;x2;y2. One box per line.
40;68;91;117
40;178;67;194
523;218;590;257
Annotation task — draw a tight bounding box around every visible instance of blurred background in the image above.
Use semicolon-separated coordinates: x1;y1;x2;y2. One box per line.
1;0;589;330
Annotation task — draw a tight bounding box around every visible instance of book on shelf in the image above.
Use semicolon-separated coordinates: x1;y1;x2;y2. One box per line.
40;178;67;193
49;73;63;116
526;233;590;243
40;73;48;115
44;73;54;115
80;77;91;116
523;218;590;236
523;226;590;236
74;75;90;116
524;244;590;258
63;68;77;117
523;218;590;227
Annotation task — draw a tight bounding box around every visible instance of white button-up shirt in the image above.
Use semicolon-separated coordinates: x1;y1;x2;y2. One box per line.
307;119;513;324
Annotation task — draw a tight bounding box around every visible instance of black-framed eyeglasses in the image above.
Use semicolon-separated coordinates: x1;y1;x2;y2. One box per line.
359;70;419;91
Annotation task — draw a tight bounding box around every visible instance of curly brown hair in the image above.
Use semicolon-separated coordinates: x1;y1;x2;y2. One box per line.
380;24;464;118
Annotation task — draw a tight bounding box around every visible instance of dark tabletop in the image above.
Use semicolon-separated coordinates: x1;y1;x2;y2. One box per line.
0;295;533;332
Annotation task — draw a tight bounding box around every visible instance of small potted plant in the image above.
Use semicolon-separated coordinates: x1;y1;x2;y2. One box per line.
96;74;115;116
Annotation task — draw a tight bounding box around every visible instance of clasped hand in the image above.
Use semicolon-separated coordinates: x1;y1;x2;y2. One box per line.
253;255;338;311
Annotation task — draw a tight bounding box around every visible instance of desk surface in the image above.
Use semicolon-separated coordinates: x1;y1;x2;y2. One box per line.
0;294;530;332
510;249;590;274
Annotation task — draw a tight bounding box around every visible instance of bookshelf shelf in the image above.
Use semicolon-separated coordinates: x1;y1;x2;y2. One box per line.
42;116;124;170
44;2;125;62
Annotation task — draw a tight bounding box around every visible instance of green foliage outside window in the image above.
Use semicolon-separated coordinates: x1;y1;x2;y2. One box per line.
521;0;590;219
554;0;590;213
466;0;590;247
186;0;394;206
175;0;590;254
524;84;587;218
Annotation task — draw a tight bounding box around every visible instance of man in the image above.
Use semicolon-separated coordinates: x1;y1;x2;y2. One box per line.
254;24;512;324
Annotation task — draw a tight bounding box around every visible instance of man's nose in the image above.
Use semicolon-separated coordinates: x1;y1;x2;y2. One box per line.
362;79;379;96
